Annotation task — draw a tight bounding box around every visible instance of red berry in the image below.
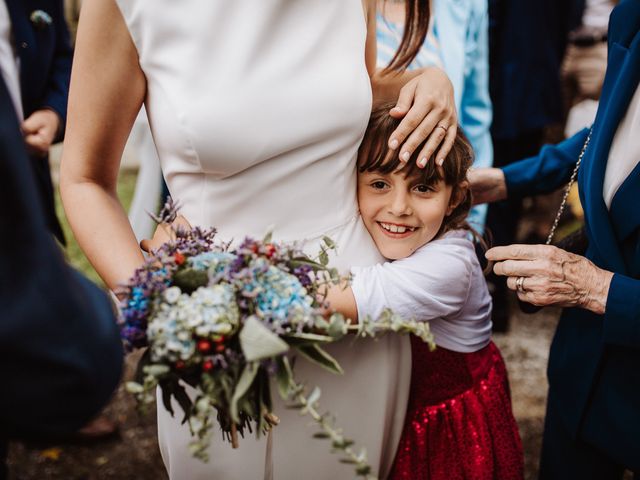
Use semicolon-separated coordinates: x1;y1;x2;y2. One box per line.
265;244;276;258
215;344;225;353
213;336;225;344
197;340;211;353
202;360;214;372
174;251;185;265
175;360;186;370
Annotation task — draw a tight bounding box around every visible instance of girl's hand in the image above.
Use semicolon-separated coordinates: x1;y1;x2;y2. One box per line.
468;167;508;205
486;244;614;315
388;67;458;168
140;215;192;253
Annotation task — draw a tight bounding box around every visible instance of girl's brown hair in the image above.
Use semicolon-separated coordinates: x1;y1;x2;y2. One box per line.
383;0;431;72
358;103;479;242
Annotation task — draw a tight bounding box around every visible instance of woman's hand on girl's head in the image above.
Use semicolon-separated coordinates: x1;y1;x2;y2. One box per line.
388;67;458;168
486;244;614;315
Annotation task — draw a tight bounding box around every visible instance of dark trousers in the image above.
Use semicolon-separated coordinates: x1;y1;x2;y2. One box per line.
29;154;65;245
540;391;638;480
0;441;7;480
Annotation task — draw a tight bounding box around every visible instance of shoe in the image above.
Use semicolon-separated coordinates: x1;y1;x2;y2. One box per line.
72;415;120;443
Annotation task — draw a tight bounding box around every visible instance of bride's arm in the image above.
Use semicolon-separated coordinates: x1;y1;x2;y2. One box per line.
363;0;458;167
60;0;146;289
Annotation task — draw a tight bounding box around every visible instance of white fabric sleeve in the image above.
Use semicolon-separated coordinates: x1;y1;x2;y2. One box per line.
350;240;474;323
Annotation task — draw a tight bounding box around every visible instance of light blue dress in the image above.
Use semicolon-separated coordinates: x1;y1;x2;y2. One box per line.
377;0;493;231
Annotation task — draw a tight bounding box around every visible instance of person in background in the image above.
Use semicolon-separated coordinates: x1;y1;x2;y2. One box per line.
63;0;82;44
485;0;579;331
377;0;493;233
1;0;72;245
0;76;123;480
563;0;617;110
471;1;640;475
1;0;121;440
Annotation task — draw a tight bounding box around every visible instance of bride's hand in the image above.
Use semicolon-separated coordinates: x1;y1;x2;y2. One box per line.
140;215;192;253
388;67;458;168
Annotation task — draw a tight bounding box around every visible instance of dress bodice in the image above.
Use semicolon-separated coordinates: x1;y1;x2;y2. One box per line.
117;0;373;246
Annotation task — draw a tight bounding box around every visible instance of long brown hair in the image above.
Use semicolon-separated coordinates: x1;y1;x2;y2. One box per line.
383;0;431;71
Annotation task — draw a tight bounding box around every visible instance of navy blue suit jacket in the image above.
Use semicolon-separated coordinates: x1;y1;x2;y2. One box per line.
0;72;122;475
4;0;72;130
503;0;640;467
4;0;72;244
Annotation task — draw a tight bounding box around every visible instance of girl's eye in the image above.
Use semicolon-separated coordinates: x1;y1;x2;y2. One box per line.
413;184;433;193
371;181;388;190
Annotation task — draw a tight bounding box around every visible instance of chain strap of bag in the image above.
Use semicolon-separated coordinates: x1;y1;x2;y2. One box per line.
518;127;593;314
544;127;593;246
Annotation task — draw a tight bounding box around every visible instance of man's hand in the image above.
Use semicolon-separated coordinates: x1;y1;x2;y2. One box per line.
22;109;61;156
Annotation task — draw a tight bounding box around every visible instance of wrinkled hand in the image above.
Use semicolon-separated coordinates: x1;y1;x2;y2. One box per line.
140;215;192;253
486;244;614;314
388;67;457;168
468;167;508;205
22;109;60;156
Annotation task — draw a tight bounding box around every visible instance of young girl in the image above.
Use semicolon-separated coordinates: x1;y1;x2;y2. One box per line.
326;104;524;479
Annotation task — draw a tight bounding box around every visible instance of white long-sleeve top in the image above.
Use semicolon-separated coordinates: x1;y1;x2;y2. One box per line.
351;230;493;352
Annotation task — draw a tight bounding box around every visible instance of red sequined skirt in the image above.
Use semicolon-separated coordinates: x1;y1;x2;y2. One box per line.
389;339;524;480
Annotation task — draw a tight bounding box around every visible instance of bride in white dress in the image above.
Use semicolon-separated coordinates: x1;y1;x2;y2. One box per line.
61;1;457;478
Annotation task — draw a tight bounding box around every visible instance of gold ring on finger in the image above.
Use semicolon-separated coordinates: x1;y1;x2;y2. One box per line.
516;276;526;293
436;124;448;132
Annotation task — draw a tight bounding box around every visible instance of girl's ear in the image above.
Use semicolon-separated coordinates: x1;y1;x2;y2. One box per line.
446;180;469;216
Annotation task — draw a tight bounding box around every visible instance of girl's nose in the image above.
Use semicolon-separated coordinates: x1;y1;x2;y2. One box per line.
388;191;412;216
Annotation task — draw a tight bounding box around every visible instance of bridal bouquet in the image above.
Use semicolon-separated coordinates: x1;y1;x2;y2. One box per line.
119;200;433;478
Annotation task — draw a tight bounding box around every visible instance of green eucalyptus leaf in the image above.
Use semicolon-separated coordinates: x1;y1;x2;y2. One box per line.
230;362;259;423
306;386;321;406
319;249;329;266
297;344;344;375
275;356;293;399
125;381;144;394
240;316;289;361
284;332;334;344
322;236;336;249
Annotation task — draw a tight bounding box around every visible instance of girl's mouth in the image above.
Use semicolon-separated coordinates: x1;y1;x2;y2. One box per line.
377;221;417;238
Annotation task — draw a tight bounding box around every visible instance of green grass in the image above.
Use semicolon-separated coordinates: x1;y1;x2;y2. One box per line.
54;169;138;286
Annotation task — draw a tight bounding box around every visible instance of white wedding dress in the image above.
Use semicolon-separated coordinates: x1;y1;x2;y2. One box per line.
115;1;411;478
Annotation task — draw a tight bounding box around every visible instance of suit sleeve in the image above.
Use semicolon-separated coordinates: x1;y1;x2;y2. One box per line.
0;79;122;440
602;273;640;348
502;127;590;198
43;0;73;138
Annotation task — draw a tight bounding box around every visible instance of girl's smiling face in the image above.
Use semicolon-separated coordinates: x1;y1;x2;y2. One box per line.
357;169;456;260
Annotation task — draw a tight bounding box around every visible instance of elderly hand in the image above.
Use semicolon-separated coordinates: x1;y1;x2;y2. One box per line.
387;67;458;168
486;244;614;314
22;109;61;156
468;167;508;205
